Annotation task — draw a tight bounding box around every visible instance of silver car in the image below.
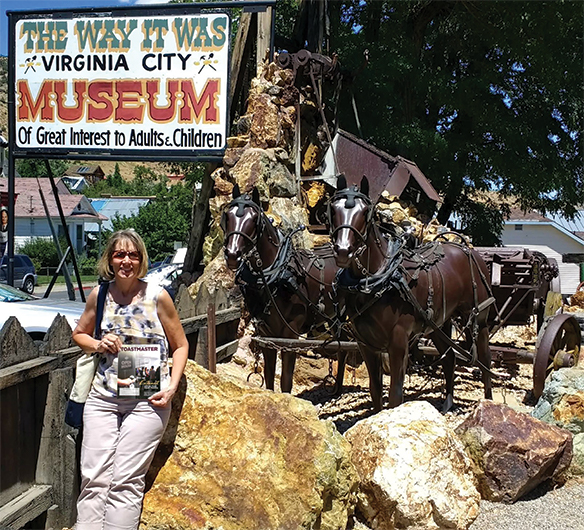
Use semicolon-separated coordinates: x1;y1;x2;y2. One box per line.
0;283;85;341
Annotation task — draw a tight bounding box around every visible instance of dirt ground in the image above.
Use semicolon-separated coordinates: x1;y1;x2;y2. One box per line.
220;320;543;434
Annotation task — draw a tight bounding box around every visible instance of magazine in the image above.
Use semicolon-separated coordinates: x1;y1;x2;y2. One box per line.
117;344;161;398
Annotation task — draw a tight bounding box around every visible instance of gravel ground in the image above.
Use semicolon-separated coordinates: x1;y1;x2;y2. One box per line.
222;321;584;530
469;478;584;530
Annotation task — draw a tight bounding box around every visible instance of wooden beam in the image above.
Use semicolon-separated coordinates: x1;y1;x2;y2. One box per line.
229;12;254;124
252;337;360;352
217;339;239;363
256;7;272;71
207;303;217;373
0;356;58;390
181;307;241;335
0;485;52;528
183;163;219;276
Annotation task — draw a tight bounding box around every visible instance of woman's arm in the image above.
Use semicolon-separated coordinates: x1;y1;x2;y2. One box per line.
149;288;189;408
72;285;121;355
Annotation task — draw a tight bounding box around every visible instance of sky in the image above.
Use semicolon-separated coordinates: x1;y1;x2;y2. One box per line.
0;0;170;56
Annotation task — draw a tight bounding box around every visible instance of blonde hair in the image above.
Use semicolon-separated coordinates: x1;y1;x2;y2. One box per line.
98;229;149;280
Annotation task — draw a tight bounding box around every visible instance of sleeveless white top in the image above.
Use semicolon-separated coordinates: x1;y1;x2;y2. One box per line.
91;280;170;398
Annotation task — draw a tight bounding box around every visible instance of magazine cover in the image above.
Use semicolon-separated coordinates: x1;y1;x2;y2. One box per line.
117;344;161;398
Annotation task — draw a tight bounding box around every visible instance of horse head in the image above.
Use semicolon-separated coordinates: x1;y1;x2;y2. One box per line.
327;175;374;268
221;185;264;270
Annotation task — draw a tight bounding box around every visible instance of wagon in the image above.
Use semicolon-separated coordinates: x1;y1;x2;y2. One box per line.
475;247;581;399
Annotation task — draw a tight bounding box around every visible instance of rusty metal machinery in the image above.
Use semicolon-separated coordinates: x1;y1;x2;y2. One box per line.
533;313;581;399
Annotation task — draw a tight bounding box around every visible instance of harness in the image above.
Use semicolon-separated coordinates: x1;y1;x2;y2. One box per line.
223;196;340;338
329;187;495;368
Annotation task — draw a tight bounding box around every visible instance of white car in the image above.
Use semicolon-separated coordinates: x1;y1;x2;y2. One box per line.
0;283;86;341
145;263;182;299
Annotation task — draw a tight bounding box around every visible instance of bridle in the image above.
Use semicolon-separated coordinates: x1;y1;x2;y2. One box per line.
222;194;339;339
327;185;375;252
221;194;268;256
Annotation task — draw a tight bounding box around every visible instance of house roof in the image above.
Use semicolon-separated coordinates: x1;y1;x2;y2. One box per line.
506;206;584;244
86;197;152;231
506;207;551;222
0;177;106;221
548;211;584;234
61;175;88;192
65;165;104;176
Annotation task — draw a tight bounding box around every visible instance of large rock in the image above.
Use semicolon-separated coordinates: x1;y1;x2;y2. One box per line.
532;366;584;435
141;361;358;530
532;366;584;475
456;400;573;503
573;433;584;475
248;92;283;149
345;401;480;530
230;147;297;200
188;253;237;309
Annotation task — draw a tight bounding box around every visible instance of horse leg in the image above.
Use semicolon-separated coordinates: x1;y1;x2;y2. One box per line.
262;347;277;391
430;321;456;413
387;327;408;409
280;350;297;393
334;352;347;395
360;346;384;412
477;324;493;399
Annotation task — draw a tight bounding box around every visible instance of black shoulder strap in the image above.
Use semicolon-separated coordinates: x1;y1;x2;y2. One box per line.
94;282;110;339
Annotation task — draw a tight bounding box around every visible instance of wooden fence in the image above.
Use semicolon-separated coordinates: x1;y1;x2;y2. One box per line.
0;284;241;529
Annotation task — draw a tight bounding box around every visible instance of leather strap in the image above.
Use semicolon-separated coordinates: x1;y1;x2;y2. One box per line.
94;282;109;340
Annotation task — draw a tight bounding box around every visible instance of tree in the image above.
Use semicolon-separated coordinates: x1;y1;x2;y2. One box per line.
111;183;193;261
15;158;70;179
277;0;583;241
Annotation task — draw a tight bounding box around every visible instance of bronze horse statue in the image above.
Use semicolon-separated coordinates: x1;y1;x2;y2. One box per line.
327;176;493;412
222;185;348;394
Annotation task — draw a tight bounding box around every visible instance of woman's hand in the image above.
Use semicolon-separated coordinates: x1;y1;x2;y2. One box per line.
148;386;176;408
96;333;122;354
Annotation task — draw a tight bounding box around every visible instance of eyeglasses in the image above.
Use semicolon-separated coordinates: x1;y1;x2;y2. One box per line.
112;250;141;261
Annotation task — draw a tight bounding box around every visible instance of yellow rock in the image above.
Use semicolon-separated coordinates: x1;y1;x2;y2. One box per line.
141;362;358;530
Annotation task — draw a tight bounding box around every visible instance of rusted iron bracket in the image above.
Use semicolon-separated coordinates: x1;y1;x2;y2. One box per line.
276;49;339;83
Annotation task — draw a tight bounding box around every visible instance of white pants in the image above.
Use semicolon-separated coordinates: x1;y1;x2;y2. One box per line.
75;389;171;530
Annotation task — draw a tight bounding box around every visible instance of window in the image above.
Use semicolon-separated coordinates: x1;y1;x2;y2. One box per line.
20;256;34;267
514;224;523;231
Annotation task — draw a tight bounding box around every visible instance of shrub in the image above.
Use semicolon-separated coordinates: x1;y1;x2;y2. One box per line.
77;256;98;276
18;237;62;270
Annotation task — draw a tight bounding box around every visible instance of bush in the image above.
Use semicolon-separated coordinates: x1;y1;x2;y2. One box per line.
18;237;62;270
77;256;98;276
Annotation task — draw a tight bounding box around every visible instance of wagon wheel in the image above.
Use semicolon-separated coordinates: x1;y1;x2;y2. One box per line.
533;313;581;399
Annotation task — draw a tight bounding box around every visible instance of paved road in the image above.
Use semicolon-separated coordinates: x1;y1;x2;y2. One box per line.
37;282;95;302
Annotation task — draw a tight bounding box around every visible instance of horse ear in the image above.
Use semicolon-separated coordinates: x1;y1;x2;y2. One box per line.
360;176;370;197
232;183;241;198
337;174;347;191
251;187;261;206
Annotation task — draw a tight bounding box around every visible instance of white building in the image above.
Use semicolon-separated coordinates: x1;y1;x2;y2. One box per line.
0;177;106;255
502;208;584;296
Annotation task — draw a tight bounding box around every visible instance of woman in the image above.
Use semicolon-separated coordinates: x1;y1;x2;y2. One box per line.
0;206;8;256
72;229;188;529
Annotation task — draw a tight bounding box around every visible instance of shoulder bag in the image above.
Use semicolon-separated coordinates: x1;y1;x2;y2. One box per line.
65;282;109;428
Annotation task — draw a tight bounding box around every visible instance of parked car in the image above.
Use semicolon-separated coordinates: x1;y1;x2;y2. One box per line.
0;283;85;341
149;254;173;269
0;254;38;294
145;263;182;300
